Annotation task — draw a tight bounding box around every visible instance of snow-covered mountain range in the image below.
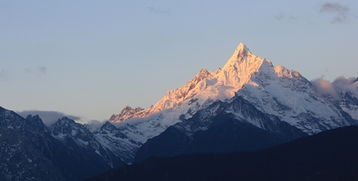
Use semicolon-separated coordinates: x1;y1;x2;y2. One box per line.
107;43;358;163
1;43;357;180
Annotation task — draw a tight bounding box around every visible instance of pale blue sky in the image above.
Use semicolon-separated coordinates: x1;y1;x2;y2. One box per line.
1;0;357;121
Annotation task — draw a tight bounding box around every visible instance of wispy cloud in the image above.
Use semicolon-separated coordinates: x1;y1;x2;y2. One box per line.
312;76;358;99
320;2;351;23
24;66;47;75
37;66;47;74
312;78;338;98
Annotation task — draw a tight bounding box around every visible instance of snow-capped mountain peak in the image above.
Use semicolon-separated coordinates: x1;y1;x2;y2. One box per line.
219;43;270;88
109;42;357;153
108;43;289;148
110;43;272;123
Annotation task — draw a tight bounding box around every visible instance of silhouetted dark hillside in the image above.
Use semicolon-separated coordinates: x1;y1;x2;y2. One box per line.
89;126;358;181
